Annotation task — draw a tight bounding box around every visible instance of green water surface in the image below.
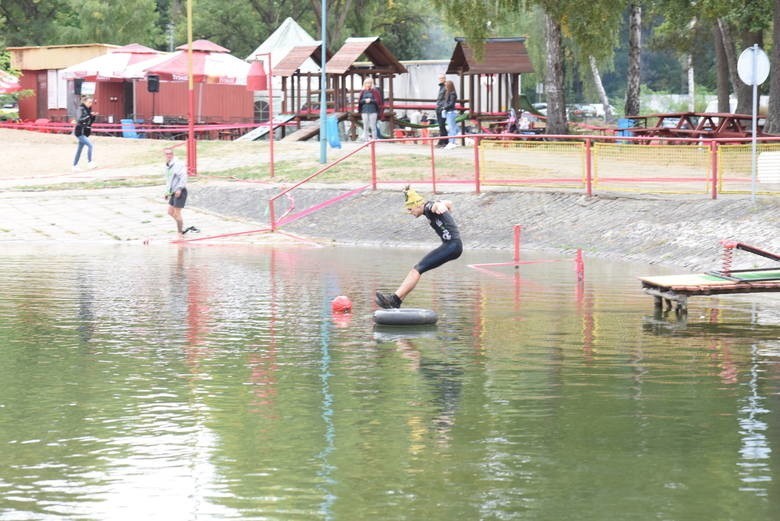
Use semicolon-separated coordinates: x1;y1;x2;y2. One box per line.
1;244;778;520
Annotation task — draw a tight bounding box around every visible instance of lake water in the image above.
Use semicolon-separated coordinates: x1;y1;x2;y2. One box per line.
1;244;779;521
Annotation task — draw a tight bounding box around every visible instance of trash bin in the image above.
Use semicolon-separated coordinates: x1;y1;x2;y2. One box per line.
121;119;141;139
327;115;341;149
617;118;635;137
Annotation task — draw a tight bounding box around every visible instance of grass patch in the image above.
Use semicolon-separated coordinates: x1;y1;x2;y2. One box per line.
202;155;462;184
8;176;161;192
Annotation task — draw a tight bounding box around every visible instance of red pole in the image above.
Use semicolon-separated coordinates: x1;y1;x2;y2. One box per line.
186;3;196;177
710;140;718;199
432;141;438;194
269;199;276;232
430;137;436;191
513;224;521;265
474;135;481;194
575;249;584;282
268;53;274;178
584;138;592;196
370;140;377;190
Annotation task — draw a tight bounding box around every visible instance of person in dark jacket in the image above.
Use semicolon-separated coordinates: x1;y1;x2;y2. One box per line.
358;78;383;141
375;186;463;309
72;96;97;171
435;74;448;148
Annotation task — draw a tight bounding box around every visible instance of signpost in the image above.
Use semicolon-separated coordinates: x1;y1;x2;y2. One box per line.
737;44;770;202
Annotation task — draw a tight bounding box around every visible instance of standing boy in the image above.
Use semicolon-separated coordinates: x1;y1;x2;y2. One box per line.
163;148;196;239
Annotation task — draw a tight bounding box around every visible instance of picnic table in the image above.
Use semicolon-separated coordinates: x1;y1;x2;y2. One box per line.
626;112;764;144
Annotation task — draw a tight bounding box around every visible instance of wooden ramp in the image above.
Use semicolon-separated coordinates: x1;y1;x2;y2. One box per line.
639;269;780;314
281;123;321;142
281;112;348;142
235;114;296;142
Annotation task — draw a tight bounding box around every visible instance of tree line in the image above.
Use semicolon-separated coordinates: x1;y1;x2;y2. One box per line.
2;0;779;134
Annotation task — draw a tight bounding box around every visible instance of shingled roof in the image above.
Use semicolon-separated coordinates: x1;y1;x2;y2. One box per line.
327;37;407;75
447;37;534;75
273;43;330;77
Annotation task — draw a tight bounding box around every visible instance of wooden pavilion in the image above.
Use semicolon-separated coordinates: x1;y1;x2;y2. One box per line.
273;42;331;117
326;37;407;115
447;37;535;117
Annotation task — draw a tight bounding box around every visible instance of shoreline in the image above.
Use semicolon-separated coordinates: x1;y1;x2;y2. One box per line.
0;180;776;273
1;128;777;272
190;183;780;273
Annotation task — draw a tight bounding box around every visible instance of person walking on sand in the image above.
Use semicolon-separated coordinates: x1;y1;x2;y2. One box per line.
72;96;97;171
435;74;448;148
358;78;383;142
163;148;198;239
375;186;463;309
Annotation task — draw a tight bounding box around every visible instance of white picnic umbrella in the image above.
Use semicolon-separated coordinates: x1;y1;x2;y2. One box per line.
0;70;22;94
135;40;249;84
61;44;165;81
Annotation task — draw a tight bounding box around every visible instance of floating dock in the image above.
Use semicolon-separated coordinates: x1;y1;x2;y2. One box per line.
640;269;780;313
640;241;780;314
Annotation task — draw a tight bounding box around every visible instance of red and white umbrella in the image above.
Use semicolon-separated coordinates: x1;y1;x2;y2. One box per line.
62;43;165;81
135;39;249;84
0;70;22;94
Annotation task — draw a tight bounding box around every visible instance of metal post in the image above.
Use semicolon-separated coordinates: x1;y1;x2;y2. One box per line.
319;0;328;164
710;140;718;199
751;44;758;203
584;138;592;196
186;0;196;175
260;53;274;178
370;141;377;190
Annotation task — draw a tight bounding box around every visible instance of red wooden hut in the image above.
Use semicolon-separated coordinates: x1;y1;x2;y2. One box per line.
8;44;117;122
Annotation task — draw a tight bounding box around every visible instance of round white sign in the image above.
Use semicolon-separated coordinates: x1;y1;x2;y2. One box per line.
737;46;770;86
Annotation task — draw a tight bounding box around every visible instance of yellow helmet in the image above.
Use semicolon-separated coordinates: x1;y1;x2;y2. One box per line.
403;185;424;209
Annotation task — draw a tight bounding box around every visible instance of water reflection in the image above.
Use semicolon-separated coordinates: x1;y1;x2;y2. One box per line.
0;244;779;519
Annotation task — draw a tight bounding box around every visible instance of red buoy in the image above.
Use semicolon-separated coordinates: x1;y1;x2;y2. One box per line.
331;295;352;313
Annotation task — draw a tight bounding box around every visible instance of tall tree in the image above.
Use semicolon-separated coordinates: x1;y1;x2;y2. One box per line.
543;11;567;133
56;0;163;47
625;3;642;116
433;0;571;133
0;0;70;46
713;24;730;112
563;1;624;118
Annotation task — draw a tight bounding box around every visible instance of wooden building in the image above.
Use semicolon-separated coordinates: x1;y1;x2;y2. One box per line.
326;37;407;114
447;37;535;115
9;42;253;126
8;44;117;122
273;42;330;117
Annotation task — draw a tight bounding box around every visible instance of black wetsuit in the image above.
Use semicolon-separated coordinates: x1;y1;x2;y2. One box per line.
414;201;463;274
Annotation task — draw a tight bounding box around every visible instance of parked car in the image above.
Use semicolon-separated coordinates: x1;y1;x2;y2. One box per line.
531;102;547;116
587;103;617;119
0;102;18;121
566;104;588;119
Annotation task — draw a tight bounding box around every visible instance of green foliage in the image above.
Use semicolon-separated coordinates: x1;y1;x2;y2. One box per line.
57;0;164;47
0;0;71;46
1;0;778;119
367;1;453;60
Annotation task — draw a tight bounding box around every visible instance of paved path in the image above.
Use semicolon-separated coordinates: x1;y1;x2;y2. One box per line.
0;185;306;246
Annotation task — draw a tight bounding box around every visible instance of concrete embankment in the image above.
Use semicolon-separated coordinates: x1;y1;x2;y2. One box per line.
190;183;780;272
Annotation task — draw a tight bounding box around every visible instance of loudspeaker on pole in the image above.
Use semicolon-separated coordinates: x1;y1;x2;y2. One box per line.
147;75;160;93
